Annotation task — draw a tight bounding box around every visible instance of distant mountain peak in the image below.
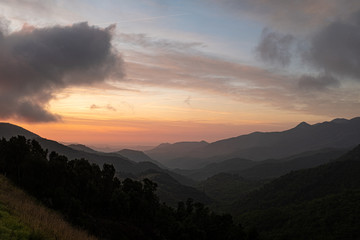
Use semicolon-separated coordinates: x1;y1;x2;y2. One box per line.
331;118;348;124
295;121;311;128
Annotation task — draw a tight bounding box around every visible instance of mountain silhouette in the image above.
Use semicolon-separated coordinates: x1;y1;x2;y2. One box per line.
147;117;360;169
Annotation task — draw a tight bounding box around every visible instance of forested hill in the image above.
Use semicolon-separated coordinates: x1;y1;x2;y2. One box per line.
230;144;360;239
0;136;246;240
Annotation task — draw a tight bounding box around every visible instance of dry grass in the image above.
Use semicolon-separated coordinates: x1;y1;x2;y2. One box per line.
0;175;98;240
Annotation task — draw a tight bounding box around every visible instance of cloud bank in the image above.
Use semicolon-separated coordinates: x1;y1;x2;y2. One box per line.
0;21;123;122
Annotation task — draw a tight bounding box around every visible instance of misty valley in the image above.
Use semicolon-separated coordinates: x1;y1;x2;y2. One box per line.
0;117;360;239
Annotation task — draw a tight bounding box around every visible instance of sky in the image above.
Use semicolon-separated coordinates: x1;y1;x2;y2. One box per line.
1;0;360;149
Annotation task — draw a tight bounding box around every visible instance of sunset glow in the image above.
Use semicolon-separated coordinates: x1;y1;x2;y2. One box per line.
1;0;360;149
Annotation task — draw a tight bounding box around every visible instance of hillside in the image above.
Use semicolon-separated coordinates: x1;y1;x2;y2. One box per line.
69;143;166;169
68;144;99;154
233;145;360;212
229;145;360;239
37;137;161;174
235;148;347;180
0;123;165;176
197;173;264;204
138;170;211;207
0;175;96;240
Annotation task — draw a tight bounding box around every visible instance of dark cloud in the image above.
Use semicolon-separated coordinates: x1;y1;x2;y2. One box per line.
0;21;123;122
298;74;340;91
255;28;294;66
306;11;360;80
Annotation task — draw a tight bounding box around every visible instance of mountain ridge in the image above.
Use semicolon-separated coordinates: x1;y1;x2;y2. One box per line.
146;117;360;169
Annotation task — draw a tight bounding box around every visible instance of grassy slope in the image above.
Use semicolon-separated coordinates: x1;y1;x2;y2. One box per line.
0;203;34;240
0;175;97;240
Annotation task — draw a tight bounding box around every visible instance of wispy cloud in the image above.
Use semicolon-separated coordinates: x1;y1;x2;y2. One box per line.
99;13;188;25
119;32;360;117
184;96;192;106
90;104;117;111
116;32;205;52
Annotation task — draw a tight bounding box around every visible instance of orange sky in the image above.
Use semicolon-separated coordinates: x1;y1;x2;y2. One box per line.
12;85;333;149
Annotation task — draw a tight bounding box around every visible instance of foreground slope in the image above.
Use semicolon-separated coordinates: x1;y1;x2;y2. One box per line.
0;175;96;240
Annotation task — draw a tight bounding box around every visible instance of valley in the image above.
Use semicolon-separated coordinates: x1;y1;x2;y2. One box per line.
1;117;360;239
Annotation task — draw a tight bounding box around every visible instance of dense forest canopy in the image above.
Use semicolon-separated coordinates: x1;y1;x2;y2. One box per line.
0;136;246;240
